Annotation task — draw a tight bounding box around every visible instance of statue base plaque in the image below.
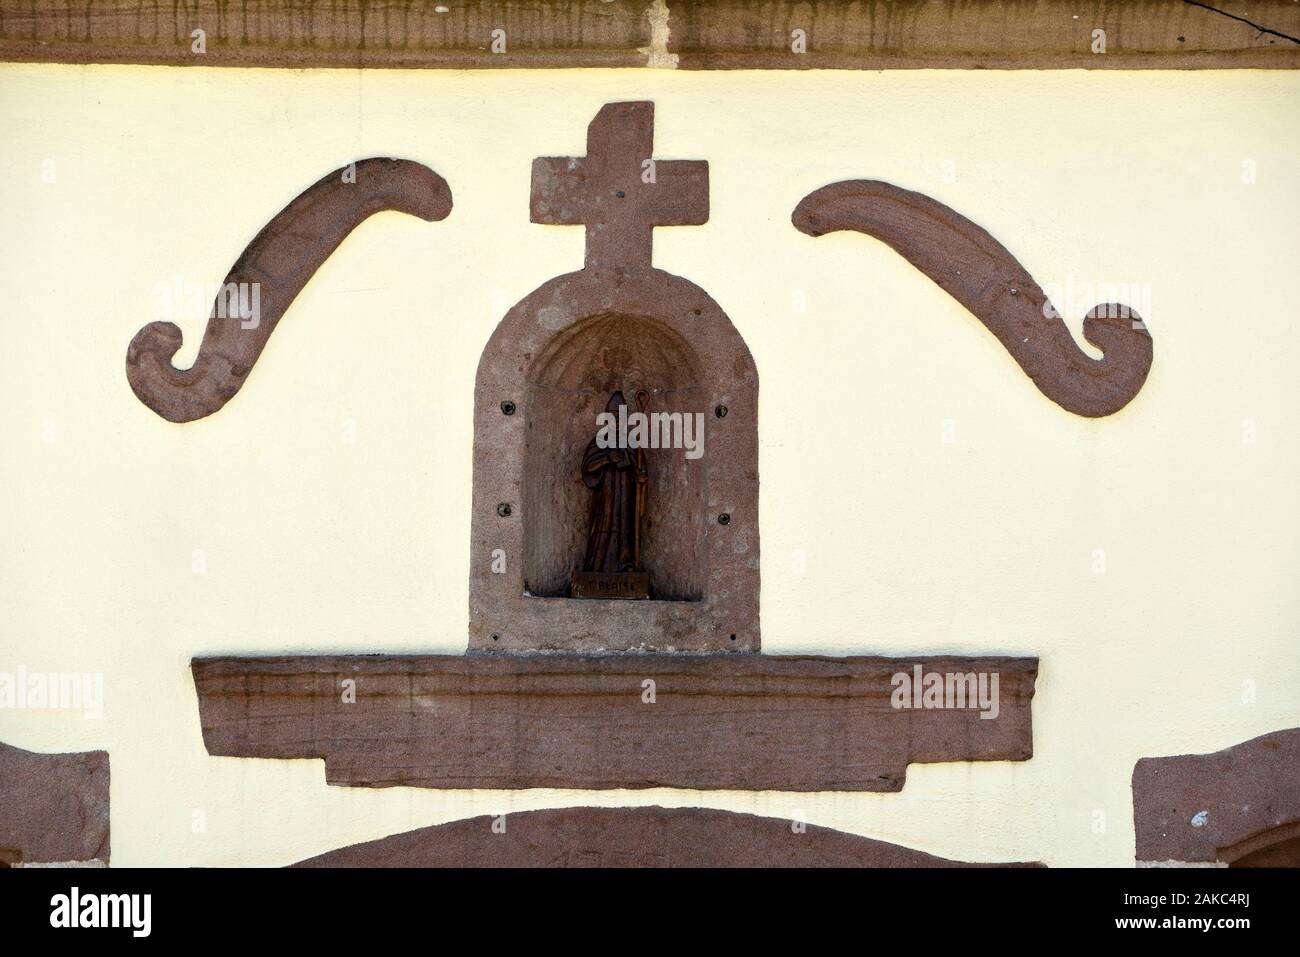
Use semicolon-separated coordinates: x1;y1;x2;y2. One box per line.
570;571;650;600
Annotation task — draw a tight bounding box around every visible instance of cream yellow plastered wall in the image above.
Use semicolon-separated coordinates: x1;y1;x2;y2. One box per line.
1;64;1297;867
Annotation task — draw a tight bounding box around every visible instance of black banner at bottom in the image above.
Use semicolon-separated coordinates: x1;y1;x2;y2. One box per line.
0;865;1283;943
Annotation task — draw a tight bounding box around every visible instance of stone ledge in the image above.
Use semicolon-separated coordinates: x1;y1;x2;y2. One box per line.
2;1;1296;70
193;653;1036;792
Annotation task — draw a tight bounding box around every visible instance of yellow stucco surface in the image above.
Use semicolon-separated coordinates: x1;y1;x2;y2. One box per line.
1;64;1297;866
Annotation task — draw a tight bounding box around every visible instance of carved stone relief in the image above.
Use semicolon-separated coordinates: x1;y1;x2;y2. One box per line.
104;98;1206;844
194;654;1036;792
126;158;451;422
793;180;1153;418
470;101;758;653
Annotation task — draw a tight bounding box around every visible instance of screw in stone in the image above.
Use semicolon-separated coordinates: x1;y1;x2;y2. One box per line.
729;634;737;642
497;503;512;517
616;190;626;198
718;513;731;525
714;404;728;419
491;633;500;642
500;400;516;416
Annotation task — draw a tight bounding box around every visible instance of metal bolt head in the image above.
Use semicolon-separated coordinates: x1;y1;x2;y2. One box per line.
500;400;516;416
497;502;512;517
714;404;728;419
718;513;731;526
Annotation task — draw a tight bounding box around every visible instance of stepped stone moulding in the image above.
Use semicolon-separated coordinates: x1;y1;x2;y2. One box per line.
193;654;1037;792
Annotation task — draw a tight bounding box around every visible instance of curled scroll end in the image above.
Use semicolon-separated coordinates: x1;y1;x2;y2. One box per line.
1076;303;1154;417
791;182;879;239
126;320;206;423
791;190;835;238
372;158;453;223
126;157;452;424
792;180;1156;418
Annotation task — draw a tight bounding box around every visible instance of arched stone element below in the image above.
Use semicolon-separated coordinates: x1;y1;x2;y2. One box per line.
1133;728;1300;867
292;807;1041;868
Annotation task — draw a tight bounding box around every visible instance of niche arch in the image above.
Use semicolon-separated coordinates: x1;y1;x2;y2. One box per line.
469;267;759;653
525;312;707;602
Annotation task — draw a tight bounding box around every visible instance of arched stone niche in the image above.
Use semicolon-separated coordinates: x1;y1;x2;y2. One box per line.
469;267;759;653
525;312;706;603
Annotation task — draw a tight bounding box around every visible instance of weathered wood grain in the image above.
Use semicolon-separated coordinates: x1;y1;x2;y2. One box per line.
193;653;1036;791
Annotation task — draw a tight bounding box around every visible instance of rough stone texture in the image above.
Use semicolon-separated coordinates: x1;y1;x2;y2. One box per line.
292;805;1043;866
0;741;110;866
531;101;708;273
192;654;1036;792
670;0;1300;69
2;1;1296;69
126;158;451;423
793;180;1154;419
1132;728;1300;866
0;0;654;68
471;102;758;653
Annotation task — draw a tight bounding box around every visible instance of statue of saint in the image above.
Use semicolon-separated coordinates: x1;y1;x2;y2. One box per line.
581;390;648;573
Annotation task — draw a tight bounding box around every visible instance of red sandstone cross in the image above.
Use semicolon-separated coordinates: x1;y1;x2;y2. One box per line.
530;101;709;274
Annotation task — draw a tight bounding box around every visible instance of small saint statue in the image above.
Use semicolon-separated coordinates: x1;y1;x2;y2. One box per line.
571;390;651;599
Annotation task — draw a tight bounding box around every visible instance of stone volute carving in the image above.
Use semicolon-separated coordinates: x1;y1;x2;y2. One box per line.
181;103;1044;800
113;101;1147;812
